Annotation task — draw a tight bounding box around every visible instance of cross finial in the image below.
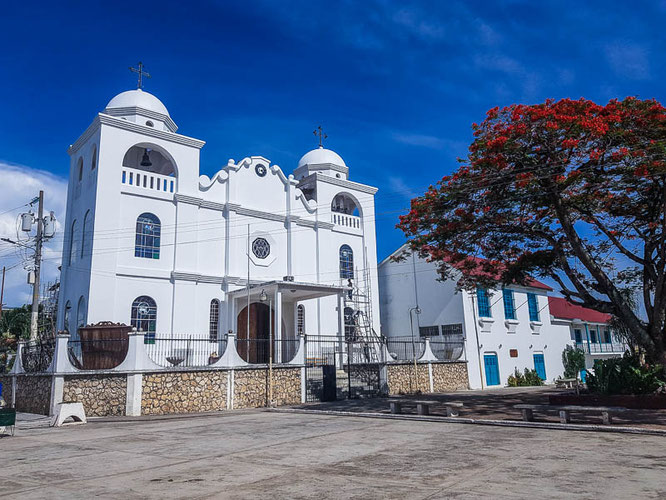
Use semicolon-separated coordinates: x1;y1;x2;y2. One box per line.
313;125;327;148
129;61;151;89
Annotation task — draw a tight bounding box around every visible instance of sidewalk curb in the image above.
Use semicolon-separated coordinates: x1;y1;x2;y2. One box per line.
270;408;666;436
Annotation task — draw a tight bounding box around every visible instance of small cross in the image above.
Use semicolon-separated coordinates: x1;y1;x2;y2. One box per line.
129;61;151;89
313;125;327;148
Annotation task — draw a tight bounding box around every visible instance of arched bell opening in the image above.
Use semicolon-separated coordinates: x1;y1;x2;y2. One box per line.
331;193;360;216
122;144;177;177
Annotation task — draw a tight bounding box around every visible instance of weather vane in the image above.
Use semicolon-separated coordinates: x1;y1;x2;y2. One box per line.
313;125;327;148
129;61;151;89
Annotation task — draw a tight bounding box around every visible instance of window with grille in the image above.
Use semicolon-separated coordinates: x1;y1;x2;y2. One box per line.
502;289;516;320
209;299;220;342
131;296;157;343
527;293;540;322
344;307;356;340
252;237;270;259
476;288;491;318
441;323;464;337
339;245;354;279
574;329;583;343
603;329;611;343
297;305;305;335
419;326;439;338
135;213;161;259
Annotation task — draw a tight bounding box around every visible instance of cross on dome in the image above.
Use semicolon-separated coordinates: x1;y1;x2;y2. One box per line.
129;62;151;89
313;125;327;148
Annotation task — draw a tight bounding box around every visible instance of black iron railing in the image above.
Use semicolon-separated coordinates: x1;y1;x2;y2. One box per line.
429;340;465;361
145;335;227;368
236;338;300;364
67;338;129;370
21;339;55;373
386;338;425;361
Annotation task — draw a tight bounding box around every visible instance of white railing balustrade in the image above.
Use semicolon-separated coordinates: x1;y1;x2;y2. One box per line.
121;167;176;194
331;212;361;229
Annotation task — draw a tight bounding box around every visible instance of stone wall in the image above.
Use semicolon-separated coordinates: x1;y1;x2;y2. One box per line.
387;363;430;395
15;375;52;415
141;370;228;415
233;367;300;408
432;362;469;392
0;375;13;405
63;374;127;417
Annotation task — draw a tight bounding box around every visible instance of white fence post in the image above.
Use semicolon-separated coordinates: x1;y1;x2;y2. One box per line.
419;337;438;362
210;332;249;368
289;334;306;365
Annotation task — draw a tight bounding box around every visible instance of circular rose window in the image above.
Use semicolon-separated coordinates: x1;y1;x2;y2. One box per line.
252;237;270;259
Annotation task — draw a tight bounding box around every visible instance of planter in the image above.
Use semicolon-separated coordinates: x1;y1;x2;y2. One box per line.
549;393;666;409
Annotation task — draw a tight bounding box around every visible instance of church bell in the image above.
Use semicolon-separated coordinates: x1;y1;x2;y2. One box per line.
140;148;152;167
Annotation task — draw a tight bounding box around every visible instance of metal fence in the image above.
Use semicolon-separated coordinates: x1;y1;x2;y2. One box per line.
146;335;228;368
67;339;129;370
430;340;465;361
236;338;300;364
386;337;425;361
21;339;55;373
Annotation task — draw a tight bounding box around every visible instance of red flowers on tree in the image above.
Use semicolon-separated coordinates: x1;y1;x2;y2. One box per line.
398;97;666;365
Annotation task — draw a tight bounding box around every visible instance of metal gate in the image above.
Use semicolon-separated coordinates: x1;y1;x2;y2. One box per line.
304;335;383;402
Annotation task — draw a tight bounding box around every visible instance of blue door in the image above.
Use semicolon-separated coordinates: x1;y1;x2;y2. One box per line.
484;354;500;386
533;353;546;380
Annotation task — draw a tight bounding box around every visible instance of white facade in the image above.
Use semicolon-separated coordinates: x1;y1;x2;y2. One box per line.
378;248;573;389
57;89;380;349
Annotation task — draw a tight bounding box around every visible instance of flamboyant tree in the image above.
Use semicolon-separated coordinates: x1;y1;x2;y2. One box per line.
398;97;666;365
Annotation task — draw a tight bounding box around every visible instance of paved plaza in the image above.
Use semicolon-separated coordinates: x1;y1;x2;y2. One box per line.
2;408;666;499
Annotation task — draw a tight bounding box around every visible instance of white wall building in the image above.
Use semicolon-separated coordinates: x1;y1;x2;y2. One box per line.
378;247;573;389
57;88;380;359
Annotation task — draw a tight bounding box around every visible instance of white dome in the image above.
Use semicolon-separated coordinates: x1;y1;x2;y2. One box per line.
105;89;169;116
298;146;346;169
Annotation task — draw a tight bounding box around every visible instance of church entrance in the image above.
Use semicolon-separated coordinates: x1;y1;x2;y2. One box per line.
237;303;273;364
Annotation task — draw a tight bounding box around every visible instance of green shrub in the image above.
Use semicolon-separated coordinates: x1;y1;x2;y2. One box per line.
586;354;665;395
562;345;586;379
507;367;544;387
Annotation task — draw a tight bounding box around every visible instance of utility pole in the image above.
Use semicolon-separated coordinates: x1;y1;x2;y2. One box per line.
0;266;5;320
30;190;44;341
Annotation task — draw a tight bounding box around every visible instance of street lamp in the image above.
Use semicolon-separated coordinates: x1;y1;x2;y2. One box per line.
409;306;421;391
259;289;274;407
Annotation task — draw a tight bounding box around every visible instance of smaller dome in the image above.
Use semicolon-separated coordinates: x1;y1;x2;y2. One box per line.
298;146;346;169
105;89;169;116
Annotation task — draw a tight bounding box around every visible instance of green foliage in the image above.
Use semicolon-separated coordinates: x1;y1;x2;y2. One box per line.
586;354;665;395
507;367;545;387
0;305;31;341
562;345;586;379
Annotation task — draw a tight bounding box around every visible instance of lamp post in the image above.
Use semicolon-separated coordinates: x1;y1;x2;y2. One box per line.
260;289;274;407
409;306;421;392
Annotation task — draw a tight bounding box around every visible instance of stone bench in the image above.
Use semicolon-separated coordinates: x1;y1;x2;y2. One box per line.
51;402;87;427
515;404;629;425
388;399;463;417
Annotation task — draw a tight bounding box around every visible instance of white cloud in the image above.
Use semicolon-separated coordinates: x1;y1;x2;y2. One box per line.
392;132;445;149
388;176;419;200
0;161;68;307
604;41;650;80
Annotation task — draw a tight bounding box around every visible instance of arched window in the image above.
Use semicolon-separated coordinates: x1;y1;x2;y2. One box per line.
81;210;93;259
69;220;78;265
91;146;97;170
135;213;161;259
331;193;360;216
131;296;157;343
209;299;220;342
297;305;305;335
339;245;354;279
76;296;87;342
63;300;72;333
77;157;83;181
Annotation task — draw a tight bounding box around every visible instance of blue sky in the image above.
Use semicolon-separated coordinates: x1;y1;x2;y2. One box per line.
0;0;664;305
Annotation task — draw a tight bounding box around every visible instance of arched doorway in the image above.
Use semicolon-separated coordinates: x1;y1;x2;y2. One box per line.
237;303;292;363
237;303;272;363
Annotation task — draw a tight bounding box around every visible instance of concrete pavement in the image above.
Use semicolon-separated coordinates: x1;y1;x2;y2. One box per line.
1;409;665;499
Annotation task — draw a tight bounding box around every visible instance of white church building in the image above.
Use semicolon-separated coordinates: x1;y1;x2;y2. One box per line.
57;86;380;358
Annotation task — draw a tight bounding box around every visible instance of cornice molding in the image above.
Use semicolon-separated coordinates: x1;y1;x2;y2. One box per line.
315;172;378;194
103;106;179;132
97;114;205;149
68;117;101;155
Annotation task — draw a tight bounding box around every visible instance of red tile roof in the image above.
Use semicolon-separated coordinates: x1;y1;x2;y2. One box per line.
548;296;612;324
447;255;553;291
